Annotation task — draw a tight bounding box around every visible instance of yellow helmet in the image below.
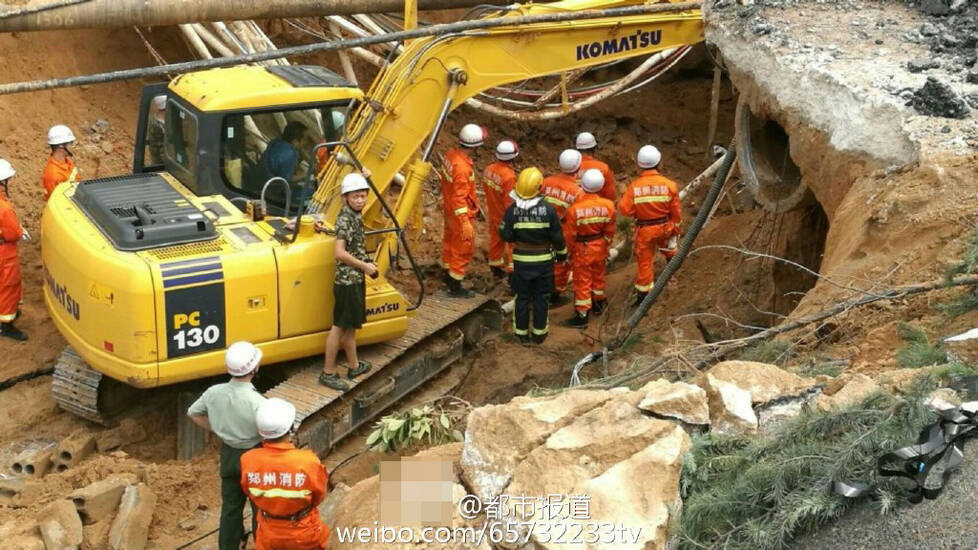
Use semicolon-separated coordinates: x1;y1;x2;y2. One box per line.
515;167;543;199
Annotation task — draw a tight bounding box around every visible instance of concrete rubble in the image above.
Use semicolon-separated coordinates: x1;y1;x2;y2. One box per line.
700;373;759;436
638;379;711;426
108;484;157;550
70;474;138;524
39;499;83;550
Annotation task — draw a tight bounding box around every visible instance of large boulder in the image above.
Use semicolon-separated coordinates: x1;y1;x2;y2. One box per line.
703;361;816;404
499;399;690;550
816;373;880;411
701;374;758;436
638;380;710;426
460;389;617;500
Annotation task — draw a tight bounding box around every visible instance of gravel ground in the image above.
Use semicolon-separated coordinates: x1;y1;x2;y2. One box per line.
793;447;978;549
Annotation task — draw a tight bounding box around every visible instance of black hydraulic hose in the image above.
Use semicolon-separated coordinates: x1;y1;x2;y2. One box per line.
0;1;701;96
613;144;738;349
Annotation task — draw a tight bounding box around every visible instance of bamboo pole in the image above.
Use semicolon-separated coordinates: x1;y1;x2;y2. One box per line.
192;23;235;57
179;24;213;59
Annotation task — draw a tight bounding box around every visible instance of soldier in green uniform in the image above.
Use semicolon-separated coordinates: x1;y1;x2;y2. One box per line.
318;172;376;391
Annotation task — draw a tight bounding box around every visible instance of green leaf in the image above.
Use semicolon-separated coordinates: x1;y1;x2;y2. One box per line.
439;413;451;429
452;429;464;441
388;418;406;432
366;429;383;447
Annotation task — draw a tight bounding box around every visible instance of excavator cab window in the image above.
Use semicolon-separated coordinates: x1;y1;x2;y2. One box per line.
164;102;199;192
219;103;347;211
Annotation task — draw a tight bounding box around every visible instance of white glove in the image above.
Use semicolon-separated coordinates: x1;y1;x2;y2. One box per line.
20;227;31;242
666;236;678;251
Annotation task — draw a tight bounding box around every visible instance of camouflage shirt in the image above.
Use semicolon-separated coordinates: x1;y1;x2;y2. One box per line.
334;203;369;285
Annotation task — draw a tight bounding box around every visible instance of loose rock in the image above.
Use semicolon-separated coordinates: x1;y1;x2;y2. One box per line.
108;484;156;550
908;77;970;119
638;379;710;425
702;373;758;435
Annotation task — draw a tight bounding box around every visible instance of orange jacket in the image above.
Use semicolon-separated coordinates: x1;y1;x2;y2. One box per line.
240;442;329;534
481;161;515;220
565;193;616;243
540;173;582;219
619;169;681;225
0;194;22;262
438;148;479;220
581;154;616;202
42;155;78;202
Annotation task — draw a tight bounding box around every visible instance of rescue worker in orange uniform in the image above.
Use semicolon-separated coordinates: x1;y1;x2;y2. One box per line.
564;169;616;327
0;159;28;341
438;124;484;297
576;132;617;202
540;149;583;306
241;398;330;550
619;145;681;307
482;140;518;278
42;125;79;202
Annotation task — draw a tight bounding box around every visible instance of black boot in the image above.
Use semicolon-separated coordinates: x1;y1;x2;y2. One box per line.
564;311;588;328
446;276;476;298
490;266;507;279
633;292;648;308
592;299;607;316
0;322;27;341
531;332;548;345
516;333;530;344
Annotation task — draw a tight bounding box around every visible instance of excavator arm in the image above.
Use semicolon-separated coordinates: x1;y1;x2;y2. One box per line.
310;0;703;273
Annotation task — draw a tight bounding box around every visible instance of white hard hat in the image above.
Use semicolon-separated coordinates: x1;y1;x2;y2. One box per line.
495;139;519;161
47;124;76;146
637;145;662;169
0;159;15;181
558;149;582;174
341;172;370;195
225;341;262;377
256;397;297;440
152;95;167;111
459;124;486;148
575;132;597;151
580;169;604;193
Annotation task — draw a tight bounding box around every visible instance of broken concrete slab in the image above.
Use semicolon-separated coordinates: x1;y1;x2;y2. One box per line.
702;373;758;436
71;474;137;524
108;484;156;550
460;389;617;500
39;499;83;548
82;520;113;550
638;379;710;425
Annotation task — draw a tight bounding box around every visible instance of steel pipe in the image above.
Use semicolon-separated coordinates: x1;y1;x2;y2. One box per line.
0;0;505;32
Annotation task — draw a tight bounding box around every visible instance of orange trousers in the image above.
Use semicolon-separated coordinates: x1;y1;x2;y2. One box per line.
442;216;475;280
487;216;513;271
255;514;328;550
634;225;674;292
553;226;574;292
571;240;608;313
0;257;22;322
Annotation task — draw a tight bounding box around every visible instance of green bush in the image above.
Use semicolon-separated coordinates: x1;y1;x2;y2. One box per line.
895;323;946;369
365;405;463;453
678;377;941;550
739;339;796;366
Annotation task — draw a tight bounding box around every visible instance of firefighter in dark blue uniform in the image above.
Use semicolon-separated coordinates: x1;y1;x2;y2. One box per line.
499;167;567;344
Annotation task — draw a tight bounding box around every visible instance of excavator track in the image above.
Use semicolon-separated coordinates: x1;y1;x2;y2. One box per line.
51;348;136;426
53;293;498;447
268;292;496;454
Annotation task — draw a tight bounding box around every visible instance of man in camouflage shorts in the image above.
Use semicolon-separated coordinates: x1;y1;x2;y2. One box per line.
318;172;377;391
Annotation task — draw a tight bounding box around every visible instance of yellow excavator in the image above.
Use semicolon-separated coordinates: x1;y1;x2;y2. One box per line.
42;0;703;453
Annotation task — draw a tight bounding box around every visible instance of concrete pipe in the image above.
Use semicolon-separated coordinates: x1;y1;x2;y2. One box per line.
735;96;813;213
55;432;96;471
11;445;55;477
0;0;503;32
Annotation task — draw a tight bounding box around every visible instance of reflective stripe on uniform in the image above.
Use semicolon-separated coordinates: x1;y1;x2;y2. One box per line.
577;216;611;225
247;487;312;499
453;207;468;216
531;325;549;336
488;258;506;267
544;196;570;208
449;270;465;280
66;167;78;184
574;298;592;307
0;312;15;322
484;179;502;192
593;290;605;297
513;222;549;229
556;247;568;256
635;283;651;292
513;252;554;263
634;195;670;204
